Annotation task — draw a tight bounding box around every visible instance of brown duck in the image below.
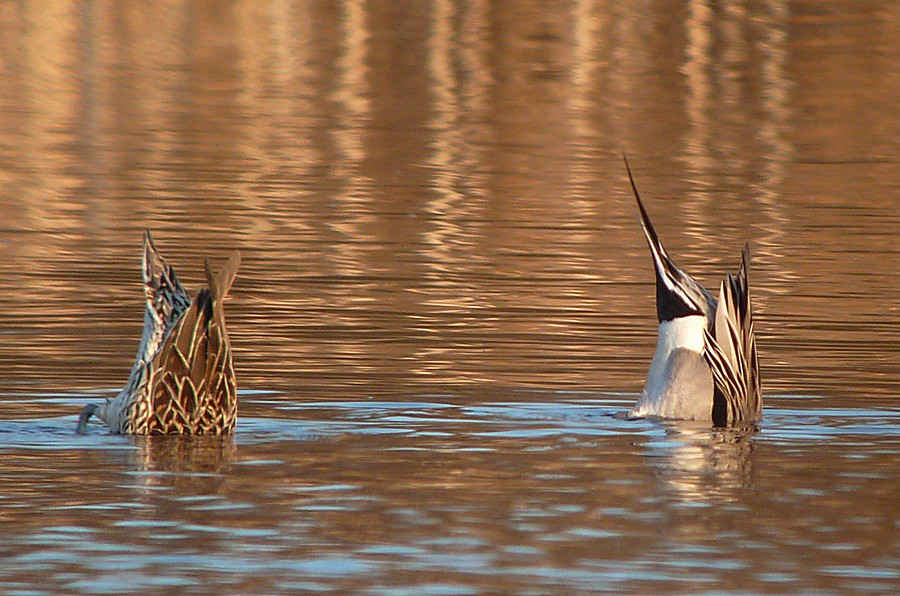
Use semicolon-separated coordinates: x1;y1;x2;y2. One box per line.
77;231;240;435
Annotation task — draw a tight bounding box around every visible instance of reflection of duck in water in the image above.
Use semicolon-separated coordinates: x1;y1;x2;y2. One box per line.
650;423;757;503
625;159;761;426
77;232;240;435
128;435;237;495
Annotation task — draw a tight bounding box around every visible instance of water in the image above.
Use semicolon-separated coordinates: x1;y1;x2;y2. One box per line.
0;1;897;593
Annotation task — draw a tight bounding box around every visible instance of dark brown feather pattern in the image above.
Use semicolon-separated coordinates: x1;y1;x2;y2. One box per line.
77;235;240;435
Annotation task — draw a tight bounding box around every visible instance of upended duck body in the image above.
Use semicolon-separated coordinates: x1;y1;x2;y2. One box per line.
77;232;240;435
625;160;762;427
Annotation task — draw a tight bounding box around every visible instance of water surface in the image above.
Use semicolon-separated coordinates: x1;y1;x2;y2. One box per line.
0;1;897;593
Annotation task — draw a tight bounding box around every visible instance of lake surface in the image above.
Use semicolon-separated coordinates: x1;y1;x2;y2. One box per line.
0;1;897;593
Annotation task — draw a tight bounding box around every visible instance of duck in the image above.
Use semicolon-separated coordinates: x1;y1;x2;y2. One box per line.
77;231;240;435
625;159;762;426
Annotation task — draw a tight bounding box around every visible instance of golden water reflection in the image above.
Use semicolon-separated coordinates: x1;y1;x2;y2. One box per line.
0;1;894;403
0;3;896;589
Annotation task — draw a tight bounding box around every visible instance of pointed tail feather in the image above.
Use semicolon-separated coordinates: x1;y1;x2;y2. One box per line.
625;156;672;271
624;156;716;322
703;244;762;425
143;230;166;287
205;251;241;303
135;231;191;367
142;231;189;301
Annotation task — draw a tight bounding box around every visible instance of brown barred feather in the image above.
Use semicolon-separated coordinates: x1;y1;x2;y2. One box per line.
76;235;240;436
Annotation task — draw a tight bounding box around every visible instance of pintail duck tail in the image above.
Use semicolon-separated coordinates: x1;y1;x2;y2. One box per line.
77;233;240;435
625;156;716;324
704;244;762;426
137;231;192;370
624;157;761;426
